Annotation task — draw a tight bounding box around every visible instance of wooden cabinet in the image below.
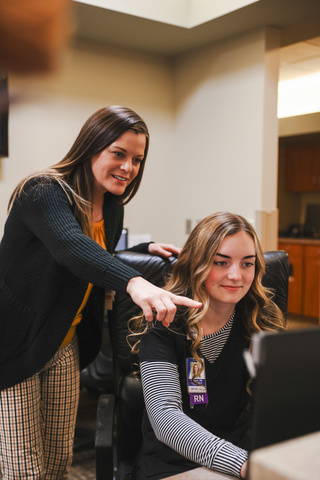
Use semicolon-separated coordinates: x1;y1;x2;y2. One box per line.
303;245;320;318
285;144;320;192
278;240;320;319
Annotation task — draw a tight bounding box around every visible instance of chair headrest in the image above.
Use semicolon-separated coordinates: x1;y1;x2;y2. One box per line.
114;250;177;286
108;251;177;375
263;250;289;319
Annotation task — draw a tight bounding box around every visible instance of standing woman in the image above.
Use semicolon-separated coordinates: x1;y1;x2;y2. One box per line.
0;106;200;480
131;212;286;480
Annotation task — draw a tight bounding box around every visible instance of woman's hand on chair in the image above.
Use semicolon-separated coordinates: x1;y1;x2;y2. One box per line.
148;243;181;258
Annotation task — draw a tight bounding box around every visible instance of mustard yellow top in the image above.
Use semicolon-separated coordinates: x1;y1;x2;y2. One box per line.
60;220;107;348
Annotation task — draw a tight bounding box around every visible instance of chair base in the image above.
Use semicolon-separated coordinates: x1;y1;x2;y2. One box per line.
95;394;115;480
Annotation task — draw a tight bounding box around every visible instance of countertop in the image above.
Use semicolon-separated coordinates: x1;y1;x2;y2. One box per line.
278;237;320;245
249;431;320;480
164;432;320;480
165;468;233;480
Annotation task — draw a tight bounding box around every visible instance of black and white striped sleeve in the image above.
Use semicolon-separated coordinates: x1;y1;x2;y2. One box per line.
140;360;248;478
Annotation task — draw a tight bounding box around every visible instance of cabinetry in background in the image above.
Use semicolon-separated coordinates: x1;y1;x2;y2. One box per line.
278;240;320;319
304;245;320;317
284;144;320;192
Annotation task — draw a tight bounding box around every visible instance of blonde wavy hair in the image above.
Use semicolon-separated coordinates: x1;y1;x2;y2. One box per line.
8;106;149;238
129;212;285;364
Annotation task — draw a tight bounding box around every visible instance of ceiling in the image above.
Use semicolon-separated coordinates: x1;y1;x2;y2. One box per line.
73;0;320;57
72;1;320;115
279;36;320;82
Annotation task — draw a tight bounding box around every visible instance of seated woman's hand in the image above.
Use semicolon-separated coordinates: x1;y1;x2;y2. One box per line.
126;276;201;327
240;460;248;479
148;242;181;258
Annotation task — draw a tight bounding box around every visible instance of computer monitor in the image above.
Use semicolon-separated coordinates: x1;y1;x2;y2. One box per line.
250;327;320;451
304;204;320;238
115;228;128;251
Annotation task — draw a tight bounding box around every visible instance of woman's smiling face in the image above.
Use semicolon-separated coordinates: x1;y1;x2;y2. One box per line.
91;130;146;198
204;231;256;309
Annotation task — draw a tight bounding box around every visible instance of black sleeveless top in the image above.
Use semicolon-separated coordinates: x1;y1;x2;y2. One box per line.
135;309;251;479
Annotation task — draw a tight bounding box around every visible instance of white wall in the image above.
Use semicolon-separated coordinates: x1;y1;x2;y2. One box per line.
0;40;175;242
171;28;280;246
1;29;280;248
279;112;320;137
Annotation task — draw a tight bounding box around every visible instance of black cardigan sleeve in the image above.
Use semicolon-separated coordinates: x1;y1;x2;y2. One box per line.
18;180;141;293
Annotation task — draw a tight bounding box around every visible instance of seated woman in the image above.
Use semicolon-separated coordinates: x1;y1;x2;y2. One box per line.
130;212;285;480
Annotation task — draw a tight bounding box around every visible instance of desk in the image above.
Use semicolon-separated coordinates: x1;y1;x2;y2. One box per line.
165;467;234;480
164;432;320;480
249;431;320;480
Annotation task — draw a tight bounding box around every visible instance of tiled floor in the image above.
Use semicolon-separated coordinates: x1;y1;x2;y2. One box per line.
70;449;96;480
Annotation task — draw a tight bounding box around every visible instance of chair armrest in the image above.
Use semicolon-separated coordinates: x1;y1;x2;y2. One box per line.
95;394;115;480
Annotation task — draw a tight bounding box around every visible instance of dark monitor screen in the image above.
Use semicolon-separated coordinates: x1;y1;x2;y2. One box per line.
115;228;128;251
250;327;320;451
0;74;9;158
304;204;320;237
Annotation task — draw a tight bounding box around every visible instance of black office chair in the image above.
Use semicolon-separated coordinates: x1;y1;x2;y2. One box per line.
95;250;289;480
75;295;115;453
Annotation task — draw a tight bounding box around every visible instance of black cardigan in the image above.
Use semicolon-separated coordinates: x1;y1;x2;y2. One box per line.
0;178;145;390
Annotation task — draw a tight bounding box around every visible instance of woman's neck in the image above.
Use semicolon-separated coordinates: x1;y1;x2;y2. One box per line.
201;304;235;335
92;194;104;223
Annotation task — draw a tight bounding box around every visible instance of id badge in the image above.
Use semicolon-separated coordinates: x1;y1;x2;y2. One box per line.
186;358;208;406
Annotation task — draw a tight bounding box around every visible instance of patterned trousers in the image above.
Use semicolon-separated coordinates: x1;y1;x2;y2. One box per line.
0;337;80;480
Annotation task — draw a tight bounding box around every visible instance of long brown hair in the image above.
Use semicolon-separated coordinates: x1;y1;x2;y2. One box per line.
8;106;149;237
130;212;285;362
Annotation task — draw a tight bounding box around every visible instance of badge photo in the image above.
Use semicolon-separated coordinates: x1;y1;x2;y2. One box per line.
186;358;208;406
